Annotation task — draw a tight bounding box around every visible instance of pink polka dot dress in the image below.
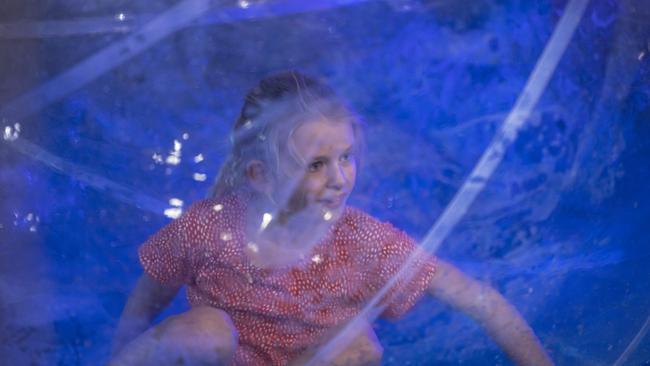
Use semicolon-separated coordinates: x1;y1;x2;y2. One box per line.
139;192;437;365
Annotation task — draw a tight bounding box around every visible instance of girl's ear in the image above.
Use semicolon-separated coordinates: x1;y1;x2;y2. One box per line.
245;160;272;194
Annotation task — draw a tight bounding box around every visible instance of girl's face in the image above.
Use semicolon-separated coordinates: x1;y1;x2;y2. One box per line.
277;118;357;217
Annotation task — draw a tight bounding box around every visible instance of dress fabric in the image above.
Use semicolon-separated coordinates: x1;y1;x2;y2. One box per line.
139;193;437;365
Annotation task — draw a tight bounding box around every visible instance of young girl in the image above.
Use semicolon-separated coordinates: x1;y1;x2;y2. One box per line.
110;71;553;366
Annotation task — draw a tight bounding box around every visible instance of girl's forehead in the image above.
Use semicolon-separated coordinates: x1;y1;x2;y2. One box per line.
291;119;356;154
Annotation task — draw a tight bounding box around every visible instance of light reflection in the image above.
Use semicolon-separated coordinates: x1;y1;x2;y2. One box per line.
3;123;20;141
193;154;204;163
164;199;184;219
238;0;250;9
152;153;163;164
25;212;38;232
323;211;333;221
169;198;183;207
639;51;646;61
260;212;272;231
165;155;180;165
163;207;182;219
193;173;207;181
220;232;232;241
311;254;322;264
247;242;259;253
213;203;224;212
166;139;182;165
116;13;126;21
182;132;189;140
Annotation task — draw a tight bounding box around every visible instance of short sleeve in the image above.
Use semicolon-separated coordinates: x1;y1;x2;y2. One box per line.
138;202;207;287
370;223;437;320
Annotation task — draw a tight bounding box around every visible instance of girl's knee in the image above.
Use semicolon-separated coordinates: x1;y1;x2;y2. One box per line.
356;324;383;366
180;306;236;333
332;322;383;366
157;306;238;365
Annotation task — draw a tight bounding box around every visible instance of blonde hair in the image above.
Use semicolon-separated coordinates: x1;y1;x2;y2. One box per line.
209;71;365;198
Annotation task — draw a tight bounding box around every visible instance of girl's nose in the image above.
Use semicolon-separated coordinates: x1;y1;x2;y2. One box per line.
327;163;346;189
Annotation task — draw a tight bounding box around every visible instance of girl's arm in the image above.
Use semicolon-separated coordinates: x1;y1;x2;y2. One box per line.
428;259;554;366
111;273;180;357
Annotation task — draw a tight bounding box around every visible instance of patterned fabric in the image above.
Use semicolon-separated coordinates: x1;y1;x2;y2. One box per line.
139;193;437;365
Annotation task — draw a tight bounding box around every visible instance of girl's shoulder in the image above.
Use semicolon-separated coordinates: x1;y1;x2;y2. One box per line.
176;192;247;234
189;193;245;217
338;206;406;243
340;206;381;228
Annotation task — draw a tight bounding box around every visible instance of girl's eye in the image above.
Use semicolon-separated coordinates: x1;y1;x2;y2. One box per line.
340;153;352;162
308;161;324;172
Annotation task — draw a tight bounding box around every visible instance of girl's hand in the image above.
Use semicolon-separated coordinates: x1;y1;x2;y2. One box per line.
428;259;554;366
111;274;180;358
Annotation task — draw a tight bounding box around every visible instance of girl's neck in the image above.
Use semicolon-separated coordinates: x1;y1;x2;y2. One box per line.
242;194;335;269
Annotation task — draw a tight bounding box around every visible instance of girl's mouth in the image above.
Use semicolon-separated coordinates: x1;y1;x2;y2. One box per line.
319;195;346;208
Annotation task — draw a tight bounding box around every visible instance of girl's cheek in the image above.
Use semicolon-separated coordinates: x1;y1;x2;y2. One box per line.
345;164;358;186
287;190;309;212
302;170;322;186
294;175;323;203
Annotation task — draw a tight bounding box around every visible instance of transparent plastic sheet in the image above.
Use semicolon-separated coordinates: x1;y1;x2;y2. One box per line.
306;0;589;363
1;0;649;365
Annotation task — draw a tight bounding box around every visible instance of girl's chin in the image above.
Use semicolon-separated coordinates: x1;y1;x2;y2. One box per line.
318;204;345;221
282;203;345;223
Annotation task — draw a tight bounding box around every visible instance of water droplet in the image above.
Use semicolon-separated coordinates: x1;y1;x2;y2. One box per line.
165;155;180;165
152;153;163;164
164;207;182;219
247;242;259;253
260;213;273;230
169;198;183;207
193;173;207;181
3;125;19;141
